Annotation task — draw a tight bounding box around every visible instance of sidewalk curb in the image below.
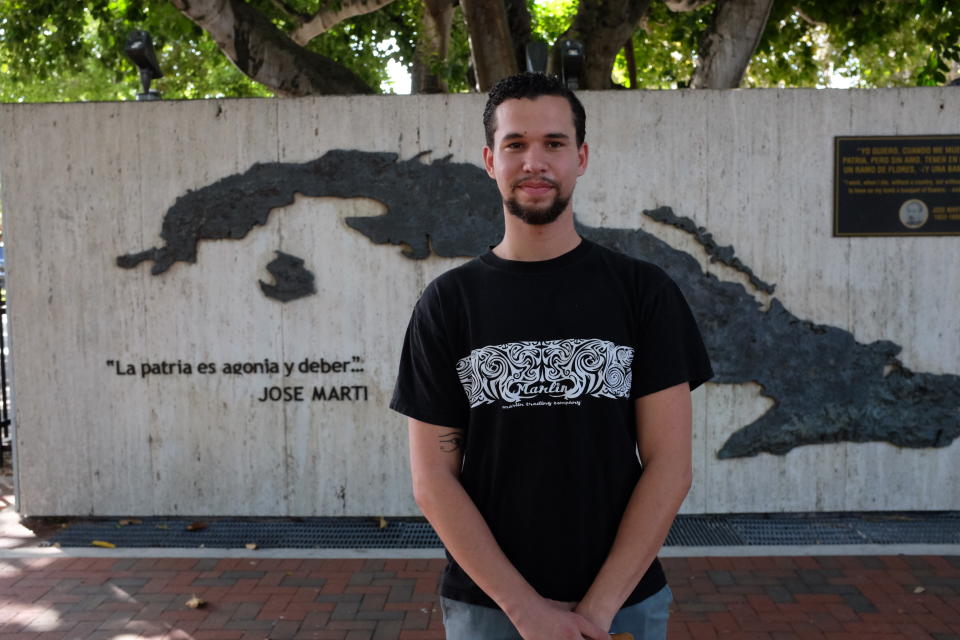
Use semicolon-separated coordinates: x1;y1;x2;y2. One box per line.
0;543;956;559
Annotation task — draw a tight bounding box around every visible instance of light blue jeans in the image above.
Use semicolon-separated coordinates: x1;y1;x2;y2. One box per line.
441;584;672;639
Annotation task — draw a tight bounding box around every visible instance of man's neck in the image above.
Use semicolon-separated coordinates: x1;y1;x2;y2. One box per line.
492;208;581;262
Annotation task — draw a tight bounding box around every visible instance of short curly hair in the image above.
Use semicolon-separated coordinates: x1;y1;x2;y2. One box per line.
482;72;586;149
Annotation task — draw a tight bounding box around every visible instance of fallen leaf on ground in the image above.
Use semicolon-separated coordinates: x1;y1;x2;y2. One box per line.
186;521;208;531
914;586;926;594
245;543;257;550
91;540;116;548
378;516;388;529
155;524;169;530
118;519;142;526
185;594;206;609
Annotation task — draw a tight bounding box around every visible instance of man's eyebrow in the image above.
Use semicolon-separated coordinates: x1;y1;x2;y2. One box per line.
500;132;570;141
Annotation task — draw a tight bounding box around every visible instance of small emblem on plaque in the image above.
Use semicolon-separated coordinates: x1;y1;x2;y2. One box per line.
899;199;929;229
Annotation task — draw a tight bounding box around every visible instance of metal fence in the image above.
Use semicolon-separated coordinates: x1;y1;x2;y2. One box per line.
0;297;9;466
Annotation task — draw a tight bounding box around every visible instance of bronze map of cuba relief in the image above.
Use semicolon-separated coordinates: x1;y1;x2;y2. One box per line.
117;150;960;459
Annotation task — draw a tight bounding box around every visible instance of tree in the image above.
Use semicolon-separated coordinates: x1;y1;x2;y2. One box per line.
165;0;381;95
411;0;455;92
608;0;960;89
793;0;960;87
459;0;517;90
1;1;262;101
1;0;958;102
689;0;776;88
0;0;420;101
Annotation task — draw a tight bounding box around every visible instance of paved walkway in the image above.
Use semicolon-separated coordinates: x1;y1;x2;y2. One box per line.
0;553;956;639
0;477;958;639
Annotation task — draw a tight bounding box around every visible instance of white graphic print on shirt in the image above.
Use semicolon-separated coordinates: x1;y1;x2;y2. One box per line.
455;338;634;407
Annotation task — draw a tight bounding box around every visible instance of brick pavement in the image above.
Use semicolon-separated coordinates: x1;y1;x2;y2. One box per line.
0;554;955;639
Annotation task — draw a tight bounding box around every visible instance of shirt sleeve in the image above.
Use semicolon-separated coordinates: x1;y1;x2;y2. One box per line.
389;283;470;429
631;277;714;398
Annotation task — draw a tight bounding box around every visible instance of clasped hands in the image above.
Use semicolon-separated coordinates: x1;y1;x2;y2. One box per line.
510;598;633;640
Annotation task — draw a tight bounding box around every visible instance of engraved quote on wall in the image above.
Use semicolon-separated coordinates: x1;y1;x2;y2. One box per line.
105;357;369;402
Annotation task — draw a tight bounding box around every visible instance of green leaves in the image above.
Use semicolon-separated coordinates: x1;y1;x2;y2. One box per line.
614;1;712;89
789;0;960;88
0;0;956;102
0;0;272;101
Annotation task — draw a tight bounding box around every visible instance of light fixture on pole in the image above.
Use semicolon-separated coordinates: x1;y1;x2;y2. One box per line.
525;41;549;74
558;39;585;90
124;30;163;101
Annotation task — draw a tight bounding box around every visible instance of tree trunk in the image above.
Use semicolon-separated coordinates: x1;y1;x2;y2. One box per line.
689;0;775;89
505;0;533;73
412;0;454;93
167;0;374;96
460;0;517;90
567;0;653;90
624;36;637;89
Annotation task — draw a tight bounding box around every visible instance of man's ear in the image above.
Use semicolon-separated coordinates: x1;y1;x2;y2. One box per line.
482;146;496;179
577;141;589;176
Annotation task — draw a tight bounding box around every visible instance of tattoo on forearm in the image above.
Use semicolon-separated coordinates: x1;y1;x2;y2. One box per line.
438;430;464;453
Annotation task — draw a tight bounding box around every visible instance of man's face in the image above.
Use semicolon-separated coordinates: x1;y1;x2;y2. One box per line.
482;95;588;226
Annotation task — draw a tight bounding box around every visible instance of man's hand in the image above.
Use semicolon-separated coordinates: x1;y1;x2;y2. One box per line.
574;600;617;636
507;597;607;640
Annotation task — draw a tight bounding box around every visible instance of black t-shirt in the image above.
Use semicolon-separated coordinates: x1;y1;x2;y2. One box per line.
391;238;713;609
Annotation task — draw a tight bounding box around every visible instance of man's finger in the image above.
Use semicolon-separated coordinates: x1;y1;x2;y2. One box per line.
572;615;607;639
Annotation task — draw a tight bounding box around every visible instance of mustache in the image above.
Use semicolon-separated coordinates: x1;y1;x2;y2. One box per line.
512;177;559;189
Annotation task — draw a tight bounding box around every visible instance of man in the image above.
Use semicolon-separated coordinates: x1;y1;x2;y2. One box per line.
391;72;712;639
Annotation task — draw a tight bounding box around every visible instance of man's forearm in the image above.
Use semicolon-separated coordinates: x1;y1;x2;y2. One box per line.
410;419;608;640
416;472;607;639
574;382;694;628
576;458;691;628
413;469;540;618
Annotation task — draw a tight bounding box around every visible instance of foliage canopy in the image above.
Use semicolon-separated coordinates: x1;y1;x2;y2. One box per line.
0;0;958;102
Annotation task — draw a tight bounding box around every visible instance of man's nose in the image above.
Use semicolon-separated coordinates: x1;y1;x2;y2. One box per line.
521;147;548;173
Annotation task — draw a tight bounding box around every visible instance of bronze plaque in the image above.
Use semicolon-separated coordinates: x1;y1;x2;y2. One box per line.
834;135;960;236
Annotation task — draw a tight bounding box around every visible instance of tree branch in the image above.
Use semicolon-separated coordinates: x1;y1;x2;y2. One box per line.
168;0;374;96
291;0;397;46
796;7;826;27
663;0;713;12
269;0;310;22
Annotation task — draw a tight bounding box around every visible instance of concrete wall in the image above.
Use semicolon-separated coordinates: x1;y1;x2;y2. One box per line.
0;89;957;516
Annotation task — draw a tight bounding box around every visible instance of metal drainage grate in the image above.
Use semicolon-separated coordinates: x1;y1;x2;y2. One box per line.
45;518;441;549
855;513;960;545
728;516;867;546
665;516;743;546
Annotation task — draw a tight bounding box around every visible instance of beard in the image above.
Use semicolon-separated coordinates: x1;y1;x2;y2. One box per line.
505;184;570;226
